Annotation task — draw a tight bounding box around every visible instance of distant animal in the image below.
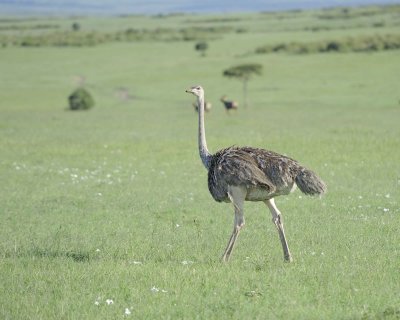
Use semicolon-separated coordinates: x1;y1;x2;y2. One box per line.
186;85;326;262
73;75;86;87
220;95;238;113
115;87;134;101
193;101;212;112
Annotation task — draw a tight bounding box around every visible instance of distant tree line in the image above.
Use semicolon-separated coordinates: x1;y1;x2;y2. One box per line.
255;34;400;55
315;5;400;20
0;25;240;48
0;24;60;31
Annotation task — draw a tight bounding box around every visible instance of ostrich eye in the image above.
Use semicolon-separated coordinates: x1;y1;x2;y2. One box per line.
196;86;201;90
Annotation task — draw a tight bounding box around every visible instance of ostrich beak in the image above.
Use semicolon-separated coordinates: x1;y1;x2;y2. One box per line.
185;89;192;93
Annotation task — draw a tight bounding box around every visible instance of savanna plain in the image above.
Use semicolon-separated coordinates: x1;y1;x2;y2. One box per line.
0;5;399;319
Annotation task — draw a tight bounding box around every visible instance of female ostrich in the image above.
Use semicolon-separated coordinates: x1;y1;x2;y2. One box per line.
220;95;238;113
185;85;326;262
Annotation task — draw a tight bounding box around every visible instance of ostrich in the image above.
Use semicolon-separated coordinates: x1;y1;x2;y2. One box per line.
220;95;238;113
193;101;212;113
185;85;326;262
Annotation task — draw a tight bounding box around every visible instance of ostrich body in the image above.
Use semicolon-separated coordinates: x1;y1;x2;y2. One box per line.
220;95;238;113
186;85;326;262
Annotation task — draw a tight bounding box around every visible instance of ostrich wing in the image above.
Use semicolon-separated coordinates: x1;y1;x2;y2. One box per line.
241;146;300;190
208;147;276;201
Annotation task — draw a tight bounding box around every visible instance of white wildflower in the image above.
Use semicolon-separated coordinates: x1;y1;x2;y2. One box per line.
94;296;101;305
151;286;159;293
151;286;167;293
383;208;389;212
106;299;114;305
125;308;131;315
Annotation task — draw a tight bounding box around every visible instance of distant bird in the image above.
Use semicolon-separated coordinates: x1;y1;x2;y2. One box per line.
73;75;86;87
115;87;134;101
193;101;212;113
220;95;238;113
186;85;326;262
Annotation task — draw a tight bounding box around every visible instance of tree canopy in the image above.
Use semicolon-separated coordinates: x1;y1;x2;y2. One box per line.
223;63;263;80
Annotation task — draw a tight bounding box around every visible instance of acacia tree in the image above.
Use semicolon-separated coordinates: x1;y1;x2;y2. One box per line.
222;63;263;107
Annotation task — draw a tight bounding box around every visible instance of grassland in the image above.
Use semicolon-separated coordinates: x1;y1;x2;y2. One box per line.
0;5;400;319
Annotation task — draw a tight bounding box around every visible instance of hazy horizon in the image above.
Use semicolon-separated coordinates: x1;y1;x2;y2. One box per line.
0;0;399;16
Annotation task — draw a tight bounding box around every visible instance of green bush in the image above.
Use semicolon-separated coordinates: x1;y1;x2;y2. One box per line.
325;41;341;51
68;88;94;110
72;22;80;31
255;34;400;55
194;41;208;56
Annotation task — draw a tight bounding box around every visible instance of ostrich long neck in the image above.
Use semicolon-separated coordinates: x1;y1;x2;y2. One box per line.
197;94;212;169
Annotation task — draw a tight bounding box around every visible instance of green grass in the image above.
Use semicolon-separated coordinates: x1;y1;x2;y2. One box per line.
1;6;400;319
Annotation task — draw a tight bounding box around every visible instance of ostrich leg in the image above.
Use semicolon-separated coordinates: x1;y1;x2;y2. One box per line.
222;186;246;262
265;198;293;262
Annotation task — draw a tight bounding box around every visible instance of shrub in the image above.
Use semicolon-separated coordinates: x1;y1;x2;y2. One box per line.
255;34;400;55
72;22;80;31
68;88;94;110
195;41;208;56
325;41;341;51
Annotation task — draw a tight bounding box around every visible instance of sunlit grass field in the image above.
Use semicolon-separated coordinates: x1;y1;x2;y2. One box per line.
0;6;399;319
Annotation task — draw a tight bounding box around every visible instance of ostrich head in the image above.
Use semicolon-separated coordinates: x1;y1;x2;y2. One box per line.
185;85;204;97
